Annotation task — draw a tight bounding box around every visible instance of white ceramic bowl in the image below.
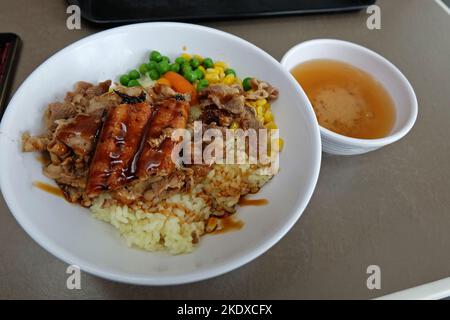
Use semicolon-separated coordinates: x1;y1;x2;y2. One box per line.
281;39;418;155
0;22;321;285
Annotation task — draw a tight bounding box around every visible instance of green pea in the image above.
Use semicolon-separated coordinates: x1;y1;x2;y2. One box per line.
128;69;140;80
150;50;162;62
128;79;141;87
139;63;149;74
119;74;130;86
184;70;197;83
203;57;214;69
157;60;170;75
181;63;192;74
147;61;158;70
190;57;200;69
243;77;253;91
169;63;180;73
196;79;209;92
175;57;186;65
194;68;204;80
147;69;160;80
161;56;170;63
225;68;236;76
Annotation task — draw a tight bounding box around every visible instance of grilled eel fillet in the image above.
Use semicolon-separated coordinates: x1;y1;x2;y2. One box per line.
86;102;153;196
136;97;190;180
85;98;190;197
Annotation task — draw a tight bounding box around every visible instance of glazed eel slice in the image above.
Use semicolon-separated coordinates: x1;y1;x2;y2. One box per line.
86;102;153;197
136;97;190;180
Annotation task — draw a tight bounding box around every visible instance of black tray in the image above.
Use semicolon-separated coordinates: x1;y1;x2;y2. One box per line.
68;0;376;25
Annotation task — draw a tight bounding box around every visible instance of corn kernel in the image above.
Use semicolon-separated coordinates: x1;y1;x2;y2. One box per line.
278;138;284;151
205;73;220;83
264;110;274;123
235;77;243;86
214;61;228;69
230;121;240;129
258;115;265;124
193;54;204;62
223;74;235;85
265;121;278;130
269;138;283;154
215;66;224;74
255;99;267;107
198;65;206;74
264;102;271;111
256;105;265;117
206;68;219;74
181;53;191;60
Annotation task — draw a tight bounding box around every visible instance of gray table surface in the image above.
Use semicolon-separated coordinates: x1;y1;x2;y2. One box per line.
1;0;449;299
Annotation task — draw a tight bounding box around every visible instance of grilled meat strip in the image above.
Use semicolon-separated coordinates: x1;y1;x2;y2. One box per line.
86;102;153;197
54;112;103;157
136;98;190;179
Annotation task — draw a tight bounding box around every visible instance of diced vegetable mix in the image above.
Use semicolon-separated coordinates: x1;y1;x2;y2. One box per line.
116;50;283;149
117;50;246;92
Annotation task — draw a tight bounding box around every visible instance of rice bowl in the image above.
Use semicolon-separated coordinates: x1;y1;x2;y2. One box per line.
0;22;321;285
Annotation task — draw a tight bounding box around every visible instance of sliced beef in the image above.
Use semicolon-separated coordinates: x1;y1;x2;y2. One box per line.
198;84;245;114
245;78;279;101
54;112;103;157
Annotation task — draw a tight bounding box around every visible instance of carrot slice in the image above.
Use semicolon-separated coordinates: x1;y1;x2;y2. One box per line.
163;71;197;104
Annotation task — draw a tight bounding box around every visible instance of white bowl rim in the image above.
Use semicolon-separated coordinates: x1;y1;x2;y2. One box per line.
0;22;322;285
281;38;418;148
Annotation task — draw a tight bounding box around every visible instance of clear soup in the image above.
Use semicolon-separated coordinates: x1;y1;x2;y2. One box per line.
291;59;396;139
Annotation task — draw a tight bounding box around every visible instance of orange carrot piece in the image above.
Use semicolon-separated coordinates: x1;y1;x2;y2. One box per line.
163;71;197;104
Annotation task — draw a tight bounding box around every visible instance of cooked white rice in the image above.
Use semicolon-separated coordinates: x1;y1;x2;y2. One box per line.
90;163;274;254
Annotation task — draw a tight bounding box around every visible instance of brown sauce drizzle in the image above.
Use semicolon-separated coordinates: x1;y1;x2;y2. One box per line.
32;181;64;198
213;216;244;234
238;198;268;206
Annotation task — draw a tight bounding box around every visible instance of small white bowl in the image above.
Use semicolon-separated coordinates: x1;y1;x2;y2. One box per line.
281;39;418;155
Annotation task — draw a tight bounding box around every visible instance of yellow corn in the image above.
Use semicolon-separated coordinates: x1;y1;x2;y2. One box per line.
181;53;191;60
223;74;235;85
265;121;278;130
206;68;219;74
198;65;206;74
246;101;256;108
215;66;224;74
256;105;265;118
255;99;267;107
205;73;220;83
235;77;243;86
278;138;284;151
230;121;240;129
264;102;271;111
264;110;274;123
258;115;265;124
214;61;228;69
193;54;204;62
